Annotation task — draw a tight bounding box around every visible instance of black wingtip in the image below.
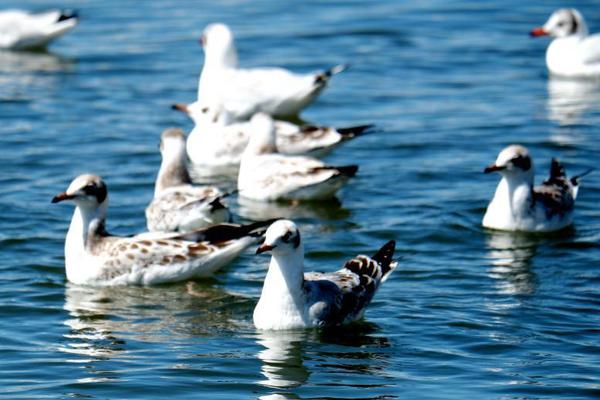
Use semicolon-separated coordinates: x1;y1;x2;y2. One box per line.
336;165;359;177
371;240;396;275
549;158;567;180
57;10;79;22
336;124;376;139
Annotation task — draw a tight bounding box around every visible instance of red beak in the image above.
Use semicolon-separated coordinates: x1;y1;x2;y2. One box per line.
484;164;506;174
171;103;189;114
530;27;548;37
51;192;75;203
256;244;275;254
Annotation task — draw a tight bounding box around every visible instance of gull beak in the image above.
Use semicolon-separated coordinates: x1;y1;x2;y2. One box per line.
51;192;75;203
530;27;548;37
171;103;189;114
199;35;206;47
484;164;506;174
256;244;275;254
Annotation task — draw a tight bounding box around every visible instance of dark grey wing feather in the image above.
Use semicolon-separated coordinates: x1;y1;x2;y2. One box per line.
532;159;575;217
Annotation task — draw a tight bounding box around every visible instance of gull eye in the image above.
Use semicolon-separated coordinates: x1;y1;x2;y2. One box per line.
282;231;292;243
201;107;209;113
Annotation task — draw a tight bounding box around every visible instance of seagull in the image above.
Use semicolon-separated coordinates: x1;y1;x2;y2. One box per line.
531;8;600;77
237;113;358;201
180;103;372;171
52;174;270;286
146;128;230;232
483;144;591;232
0;9;78;50
197;22;346;120
253;220;398;330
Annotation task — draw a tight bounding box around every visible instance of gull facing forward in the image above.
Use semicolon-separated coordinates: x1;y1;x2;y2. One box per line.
146;128;230;232
254;220;397;330
198;23;346;120
53;174;269;286
237;113;358;201
483;145;590;232
531;8;600;78
0;9;78;50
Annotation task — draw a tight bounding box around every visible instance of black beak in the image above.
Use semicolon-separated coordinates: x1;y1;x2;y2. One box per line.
256;244;275;254
51;192;75;203
484;164;505;174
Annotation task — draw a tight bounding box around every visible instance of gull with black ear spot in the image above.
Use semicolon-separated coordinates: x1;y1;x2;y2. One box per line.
531;8;600;77
253;219;398;330
483;144;592;232
52;173;271;286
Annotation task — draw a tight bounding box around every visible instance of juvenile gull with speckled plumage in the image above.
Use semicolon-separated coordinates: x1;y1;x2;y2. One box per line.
53;174;269;286
483;144;591;232
253;220;397;330
145;128;230;232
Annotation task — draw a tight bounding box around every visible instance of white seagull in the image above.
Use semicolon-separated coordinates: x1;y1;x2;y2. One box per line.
0;9;78;50
253;220;397;330
531;8;600;78
179;103;371;171
483;144;591;232
238;113;358;201
146;128;230;232
52;174;270;286
197;22;346;120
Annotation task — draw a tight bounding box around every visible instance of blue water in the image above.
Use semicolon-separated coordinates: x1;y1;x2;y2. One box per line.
1;1;600;398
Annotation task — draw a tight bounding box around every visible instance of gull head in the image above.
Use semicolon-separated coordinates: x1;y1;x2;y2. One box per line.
52;174;108;209
160;128;186;159
201;23;238;68
245;112;277;155
531;8;587;38
181;102;232;126
484;145;534;180
256;220;302;255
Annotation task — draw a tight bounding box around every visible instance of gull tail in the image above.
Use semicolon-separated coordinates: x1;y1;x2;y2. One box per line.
177;219;278;243
336;124;376;140
57;10;79;22
570;168;595;186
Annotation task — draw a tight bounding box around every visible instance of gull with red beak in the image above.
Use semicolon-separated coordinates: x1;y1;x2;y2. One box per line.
483;145;591;232
197;22;346;120
253;219;398;330
52;173;270;286
531;8;600;77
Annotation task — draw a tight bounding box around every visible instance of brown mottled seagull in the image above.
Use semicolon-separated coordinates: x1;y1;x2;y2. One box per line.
52;174;270;286
145;128;230;232
253;219;397;330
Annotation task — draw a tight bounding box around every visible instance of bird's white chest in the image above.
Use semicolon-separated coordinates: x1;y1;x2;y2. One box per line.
546;38;586;77
483;179;532;231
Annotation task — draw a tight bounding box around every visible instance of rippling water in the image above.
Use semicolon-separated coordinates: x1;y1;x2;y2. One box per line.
1;1;599;399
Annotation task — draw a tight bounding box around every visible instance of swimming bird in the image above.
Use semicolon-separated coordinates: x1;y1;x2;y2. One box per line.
197;22;346;120
180;103;372;171
237;113;358;201
52;174;269;286
483;144;591;232
0;9;78;50
253;220;397;330
146;128;230;232
531;8;600;77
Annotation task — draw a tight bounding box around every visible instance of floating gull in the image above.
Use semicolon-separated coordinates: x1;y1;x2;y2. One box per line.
483;144;591;232
531;8;600;77
0;9;78;50
253;220;397;330
174;102;372;163
197;22;346;120
146;128;230;232
237;113;358;201
52;174;269;286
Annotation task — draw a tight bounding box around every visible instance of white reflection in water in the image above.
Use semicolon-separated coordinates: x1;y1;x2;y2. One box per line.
547;77;600;127
237;196;349;221
485;231;539;296
256;330;310;390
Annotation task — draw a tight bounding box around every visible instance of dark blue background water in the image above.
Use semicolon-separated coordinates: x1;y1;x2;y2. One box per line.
1;1;599;398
